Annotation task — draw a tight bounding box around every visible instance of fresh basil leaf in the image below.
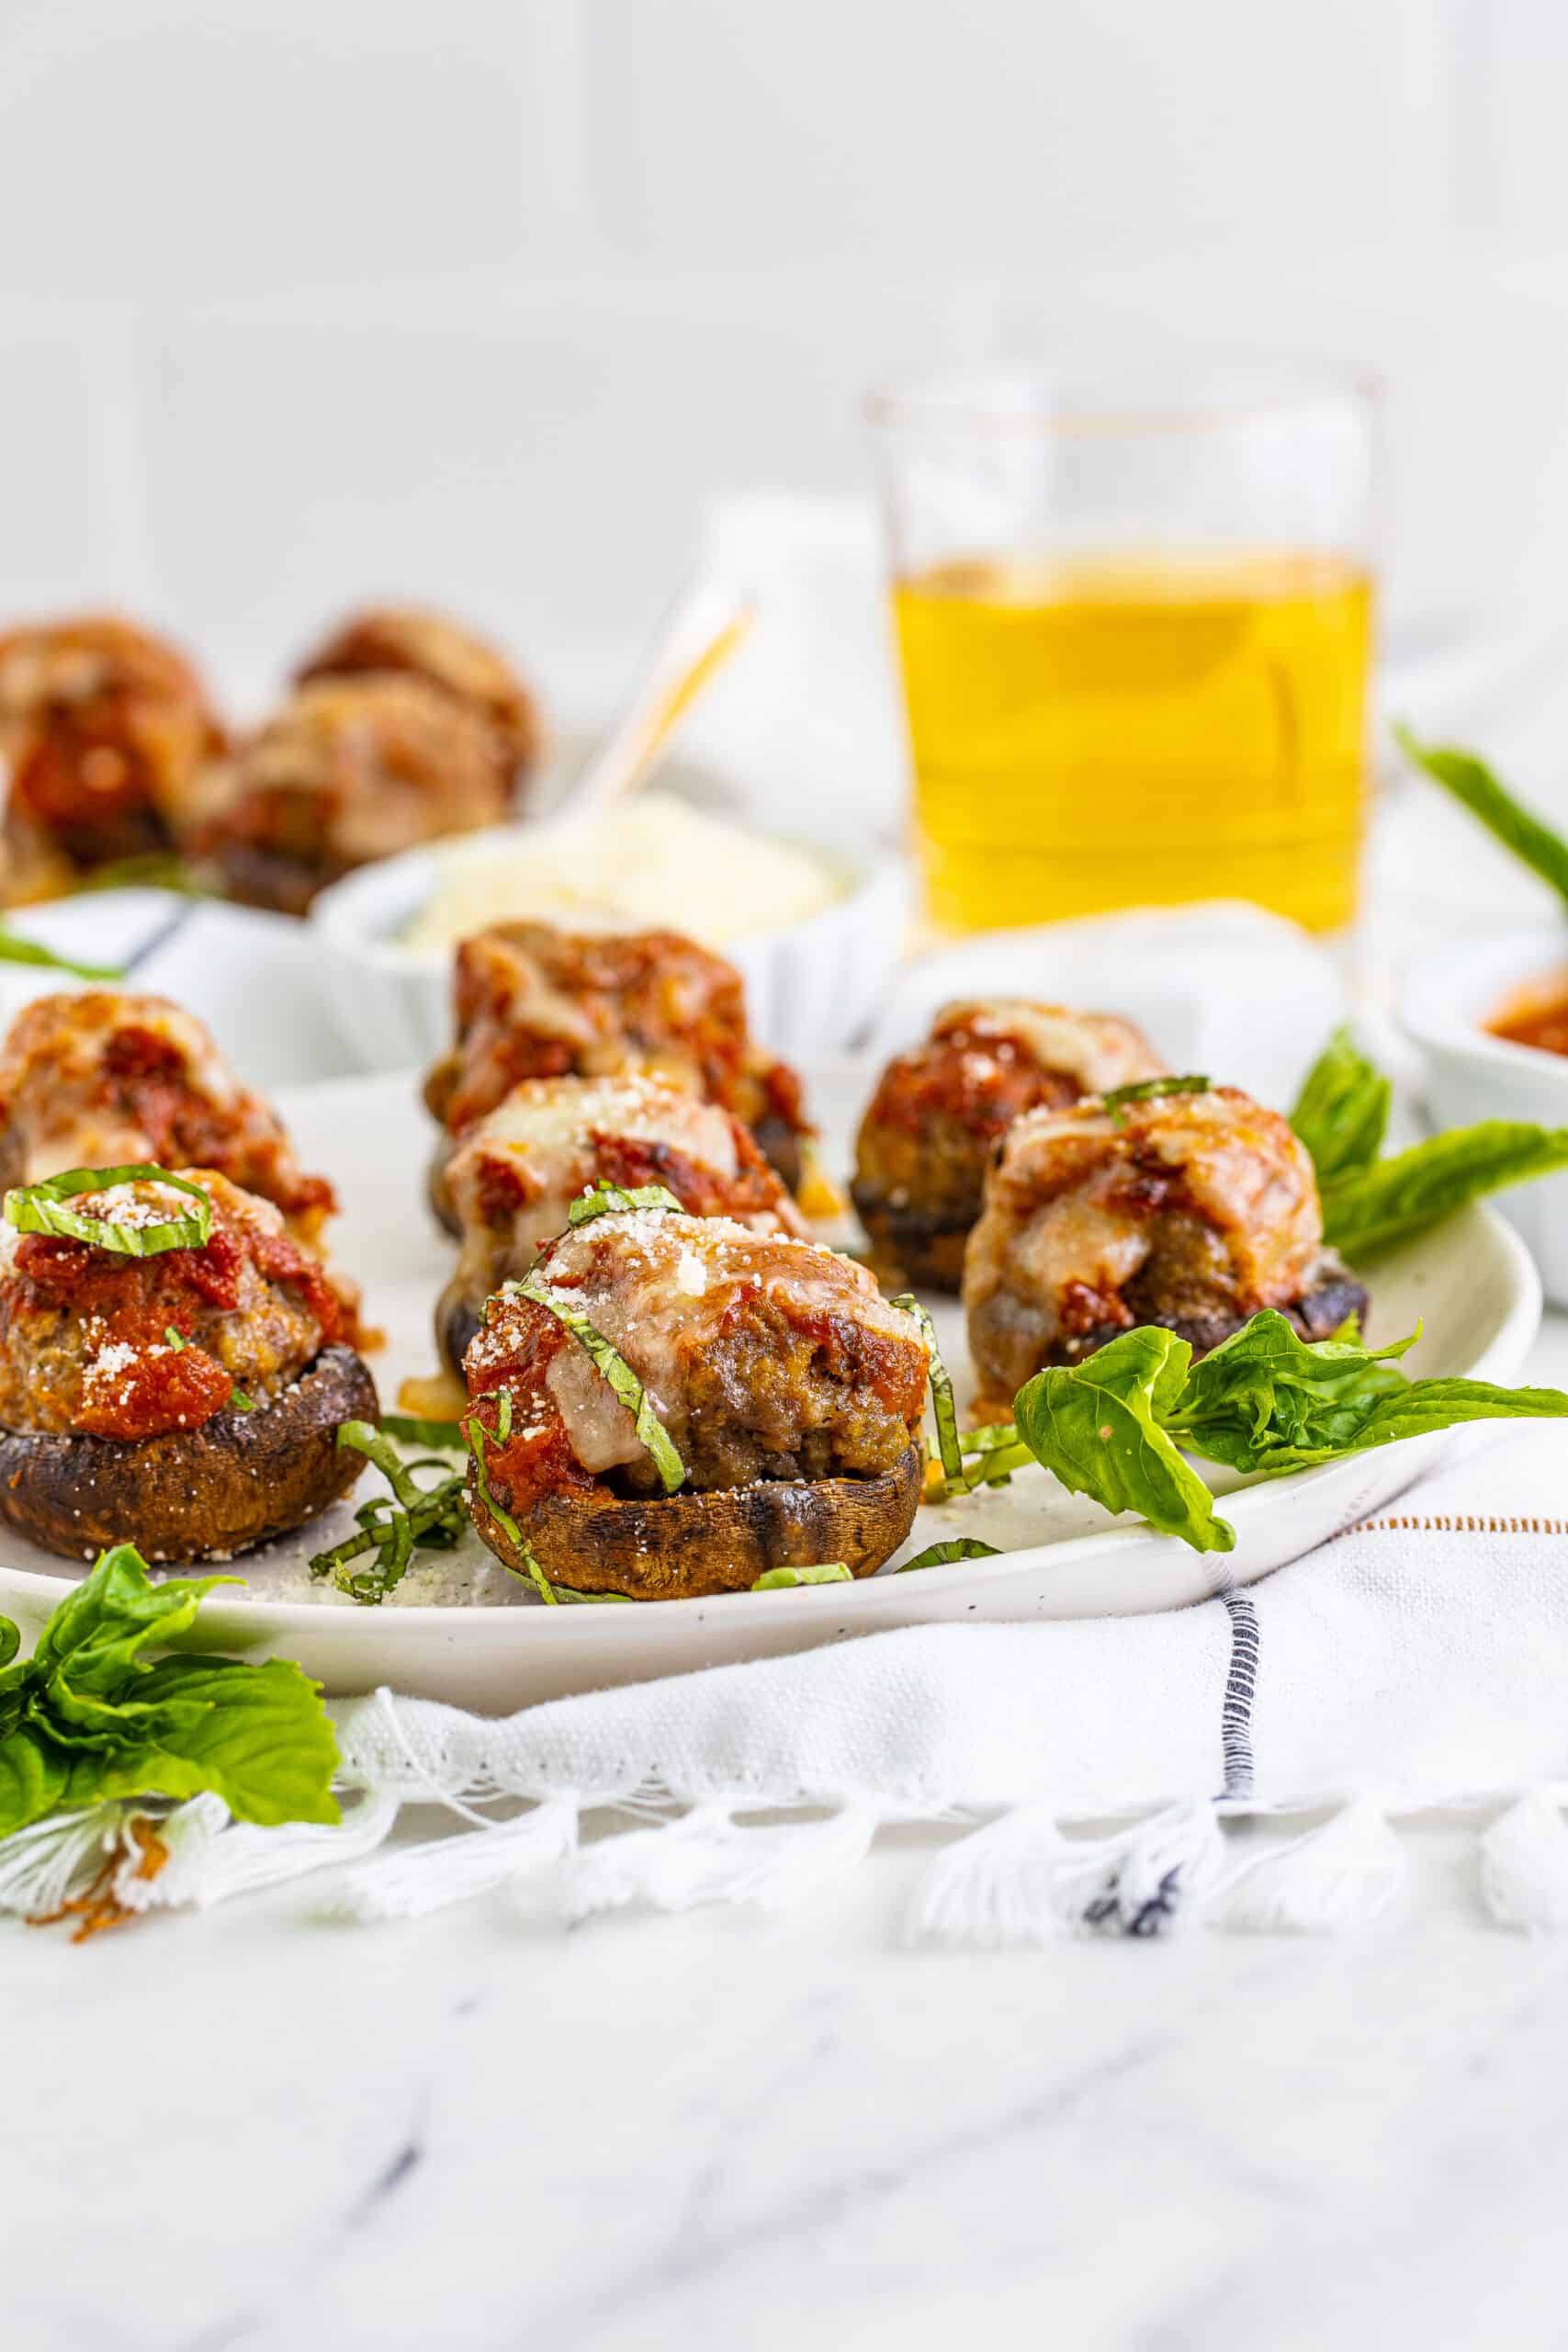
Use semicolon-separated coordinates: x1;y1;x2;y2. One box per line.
1290;1025;1391;1184
30;1543;231;1696
1013;1328;1234;1555
1395;724;1568;901
1168;1309;1416;1470
1170;1308;1568;1476
1322;1122;1568;1261
0;1724;69;1833
106;1657;340;1826
0;1544;340;1837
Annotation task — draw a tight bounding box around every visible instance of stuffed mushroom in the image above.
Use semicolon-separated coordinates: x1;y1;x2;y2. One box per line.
0;616;225;900
183;673;513;913
964;1083;1367;1412
435;1069;808;1378
423;920;812;1226
852;999;1166;1293
0;1166;377;1560
462;1207;929;1599
294;605;541;791
0;990;338;1250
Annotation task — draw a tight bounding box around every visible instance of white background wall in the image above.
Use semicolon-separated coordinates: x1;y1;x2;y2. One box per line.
2;0;1567;760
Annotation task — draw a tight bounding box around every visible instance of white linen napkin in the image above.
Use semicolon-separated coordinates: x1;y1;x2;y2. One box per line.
10;1421;1568;1943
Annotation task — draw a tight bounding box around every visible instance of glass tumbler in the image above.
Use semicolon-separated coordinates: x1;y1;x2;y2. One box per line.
867;368;1380;934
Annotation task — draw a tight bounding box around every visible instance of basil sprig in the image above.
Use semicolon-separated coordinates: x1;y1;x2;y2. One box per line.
4;1164;212;1256
1014;1311;1568;1553
1288;1023;1390;1185
0;1544;338;1840
1290;1027;1568;1261
508;1270;686;1494
1395;724;1568;902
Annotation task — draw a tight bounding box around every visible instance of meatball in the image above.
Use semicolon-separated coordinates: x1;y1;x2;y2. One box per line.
964;1085;1367;1408
0;1165;376;1561
183;673;512;914
0;1168;346;1439
852;999;1166;1292
467;1211;928;1504
0;991;337;1250
435;1070;808;1377
0;616;225;899
295;605;541;787
423;921;812;1216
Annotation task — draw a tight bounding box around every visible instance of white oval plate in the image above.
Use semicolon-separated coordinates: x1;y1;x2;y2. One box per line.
0;1069;1541;1708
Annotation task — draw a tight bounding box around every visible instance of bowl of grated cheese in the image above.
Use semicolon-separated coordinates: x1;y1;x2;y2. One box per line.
309;788;911;1071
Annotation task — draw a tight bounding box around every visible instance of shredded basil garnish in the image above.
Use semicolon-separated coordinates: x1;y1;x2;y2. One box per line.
379;1411;465;1450
567;1181;685;1226
932;1420;1035;1499
464;1412;554;1604
750;1562;852;1589
897;1538;1002;1573
0;926;123;981
501;1527;558;1607
310;1419;468;1603
1102;1074;1211;1127
5;1164;212;1256
510;1269;686;1494
889;1294;961;1485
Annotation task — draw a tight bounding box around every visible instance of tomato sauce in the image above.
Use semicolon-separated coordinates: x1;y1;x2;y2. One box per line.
1488;978;1568;1059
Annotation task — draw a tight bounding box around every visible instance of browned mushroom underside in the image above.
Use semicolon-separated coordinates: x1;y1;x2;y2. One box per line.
0;1343;378;1563
470;1441;926;1600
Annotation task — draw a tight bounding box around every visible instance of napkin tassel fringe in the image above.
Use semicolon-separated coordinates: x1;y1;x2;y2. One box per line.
0;1802;125;1917
1480;1790;1568;1932
107;1787;404;1916
321;1795;580;1923
910;1798;1228;1947
1216;1799;1404;1934
545;1798;886;1921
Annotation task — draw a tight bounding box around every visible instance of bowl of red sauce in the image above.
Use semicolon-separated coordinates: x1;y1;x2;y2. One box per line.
1403;925;1568;1303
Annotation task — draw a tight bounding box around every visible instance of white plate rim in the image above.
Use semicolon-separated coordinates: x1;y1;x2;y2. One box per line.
0;1200;1541;1645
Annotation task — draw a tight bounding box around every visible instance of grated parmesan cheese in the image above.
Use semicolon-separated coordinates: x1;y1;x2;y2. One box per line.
402;791;843;955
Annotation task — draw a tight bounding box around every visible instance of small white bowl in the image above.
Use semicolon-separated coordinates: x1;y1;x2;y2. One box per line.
1401;922;1568;1305
309;816;912;1073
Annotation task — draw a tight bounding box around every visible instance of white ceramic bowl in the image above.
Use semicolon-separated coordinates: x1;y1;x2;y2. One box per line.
309;818;911;1071
1401;922;1568;1305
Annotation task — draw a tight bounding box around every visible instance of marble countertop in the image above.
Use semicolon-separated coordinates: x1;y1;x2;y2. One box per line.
7;1804;1566;2351
12;781;1568;2352
9;1345;1568;2352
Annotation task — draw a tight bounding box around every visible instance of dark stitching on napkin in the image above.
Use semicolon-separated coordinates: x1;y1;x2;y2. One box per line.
1217;1589;1259;1803
123;897;197;974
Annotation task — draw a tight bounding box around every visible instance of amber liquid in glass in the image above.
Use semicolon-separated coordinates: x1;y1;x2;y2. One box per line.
893;552;1373;933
